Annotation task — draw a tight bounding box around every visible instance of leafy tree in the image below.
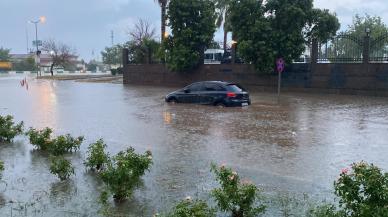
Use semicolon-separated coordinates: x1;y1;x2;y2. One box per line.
87;60;98;72
42;39;77;76
306;9;340;44
323;14;388;62
12;57;37;71
101;44;123;66
165;0;217;71
125;39;161;64
348;14;388;59
229;0;273;72
229;0;339;72
0;47;11;61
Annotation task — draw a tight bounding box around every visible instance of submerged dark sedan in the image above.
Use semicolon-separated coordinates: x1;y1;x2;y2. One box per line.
165;81;251;107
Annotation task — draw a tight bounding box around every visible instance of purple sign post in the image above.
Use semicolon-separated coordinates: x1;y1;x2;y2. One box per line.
276;58;285;100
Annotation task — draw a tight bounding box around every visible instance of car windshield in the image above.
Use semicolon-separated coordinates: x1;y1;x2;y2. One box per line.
227;84;245;92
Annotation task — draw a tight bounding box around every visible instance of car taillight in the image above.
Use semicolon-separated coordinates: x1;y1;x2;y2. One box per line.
227;92;236;98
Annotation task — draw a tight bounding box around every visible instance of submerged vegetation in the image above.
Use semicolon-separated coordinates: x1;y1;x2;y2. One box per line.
100;148;153;201
0;114;23;142
26;127;84;155
84;139;110;171
49;155;75;181
1;114;388;216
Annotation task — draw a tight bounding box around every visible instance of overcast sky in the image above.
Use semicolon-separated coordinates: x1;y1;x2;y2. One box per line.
1;0;387;61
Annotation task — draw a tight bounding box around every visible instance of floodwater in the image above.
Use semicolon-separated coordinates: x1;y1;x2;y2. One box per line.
0;75;388;216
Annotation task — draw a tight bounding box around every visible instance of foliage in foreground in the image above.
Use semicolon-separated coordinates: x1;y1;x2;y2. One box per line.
100;148;152;201
165;197;216;217
0;115;24;142
26;127;84;155
334;162;388;216
211;164;266;217
309;162;388;217
85;139;110;171
49;156;75;181
0;161;4;179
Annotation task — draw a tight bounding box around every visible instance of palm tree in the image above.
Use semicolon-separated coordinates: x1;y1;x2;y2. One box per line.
214;0;232;52
154;0;168;43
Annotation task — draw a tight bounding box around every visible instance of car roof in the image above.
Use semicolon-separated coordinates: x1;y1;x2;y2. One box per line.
192;81;232;85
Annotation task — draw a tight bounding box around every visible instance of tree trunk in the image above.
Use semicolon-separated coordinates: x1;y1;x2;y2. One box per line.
50;63;54;76
223;30;228;53
161;2;167;43
231;32;236;64
161;1;167;64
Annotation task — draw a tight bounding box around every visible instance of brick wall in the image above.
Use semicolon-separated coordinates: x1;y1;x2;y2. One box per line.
123;63;388;96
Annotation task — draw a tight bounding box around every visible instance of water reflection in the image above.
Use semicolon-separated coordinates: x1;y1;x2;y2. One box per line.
0;77;388;216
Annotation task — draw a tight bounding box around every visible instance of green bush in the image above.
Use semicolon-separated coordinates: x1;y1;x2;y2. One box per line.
49;156;74;181
100;148;152;201
26;127;83;155
0;115;24;142
85;139;109;171
0;161;4;179
334;161;388;216
166;197;216;217
211;164;266;217
307;205;344;217
50;134;84;155
26;127;53;150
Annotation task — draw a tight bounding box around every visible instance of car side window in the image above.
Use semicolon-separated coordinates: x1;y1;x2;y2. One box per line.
205;83;225;91
189;83;204;92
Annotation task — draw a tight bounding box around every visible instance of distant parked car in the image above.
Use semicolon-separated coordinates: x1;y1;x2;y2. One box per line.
165;81;251;107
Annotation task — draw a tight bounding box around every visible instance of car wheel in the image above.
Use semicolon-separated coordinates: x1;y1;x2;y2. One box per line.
215;102;226;108
167;98;178;104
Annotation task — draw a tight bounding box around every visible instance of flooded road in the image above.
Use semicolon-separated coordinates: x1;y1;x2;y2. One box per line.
0;75;388;216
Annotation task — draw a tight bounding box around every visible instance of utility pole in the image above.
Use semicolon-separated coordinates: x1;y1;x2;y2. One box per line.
29;16;45;77
111;30;114;46
26;27;29;53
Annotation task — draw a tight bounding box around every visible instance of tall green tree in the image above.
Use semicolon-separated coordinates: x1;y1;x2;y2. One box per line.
213;0;232;52
324;14;388;62
166;0;216;71
0;47;11;61
154;0;169;42
229;0;339;72
101;44;123;66
347;14;388;58
306;9;340;44
229;0;273;72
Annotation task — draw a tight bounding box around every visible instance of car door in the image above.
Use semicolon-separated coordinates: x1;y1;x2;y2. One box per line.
179;83;202;103
200;83;225;104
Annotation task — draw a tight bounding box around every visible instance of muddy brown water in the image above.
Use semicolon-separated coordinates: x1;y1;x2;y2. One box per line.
0;75;388;216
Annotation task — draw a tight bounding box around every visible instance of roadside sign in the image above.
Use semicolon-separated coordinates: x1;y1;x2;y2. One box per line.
276;58;285;101
276;58;285;73
32;40;42;47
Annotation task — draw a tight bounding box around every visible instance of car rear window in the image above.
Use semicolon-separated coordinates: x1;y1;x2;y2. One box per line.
227;84;245;92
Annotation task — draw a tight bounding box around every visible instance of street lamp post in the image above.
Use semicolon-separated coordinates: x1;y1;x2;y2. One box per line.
29;16;46;77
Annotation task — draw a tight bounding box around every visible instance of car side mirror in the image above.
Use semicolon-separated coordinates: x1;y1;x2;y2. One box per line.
184;88;190;93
